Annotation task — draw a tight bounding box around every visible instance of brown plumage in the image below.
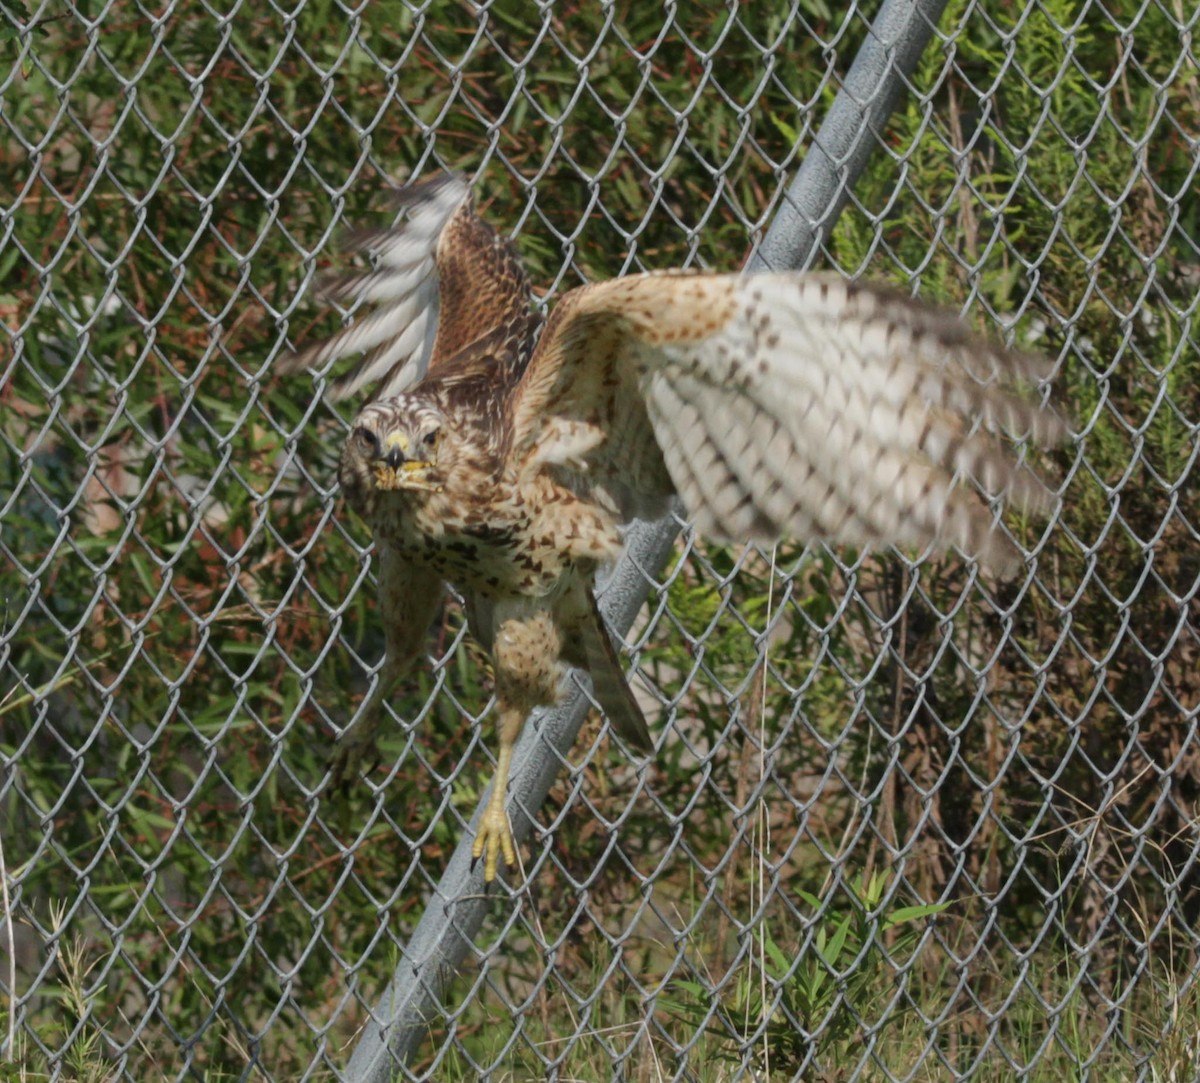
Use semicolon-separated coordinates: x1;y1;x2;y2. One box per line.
281;173;1065;880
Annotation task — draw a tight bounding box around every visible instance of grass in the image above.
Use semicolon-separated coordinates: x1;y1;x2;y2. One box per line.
5;933;1200;1081
402;915;1200;1082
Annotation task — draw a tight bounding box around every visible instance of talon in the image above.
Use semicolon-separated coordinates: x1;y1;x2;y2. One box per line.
472;803;517;882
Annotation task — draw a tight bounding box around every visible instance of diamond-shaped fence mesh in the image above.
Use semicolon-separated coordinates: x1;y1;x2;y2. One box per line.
2;0;1198;1080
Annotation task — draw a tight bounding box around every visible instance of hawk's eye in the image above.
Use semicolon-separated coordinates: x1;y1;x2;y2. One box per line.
422;429;439;448
354;426;380;452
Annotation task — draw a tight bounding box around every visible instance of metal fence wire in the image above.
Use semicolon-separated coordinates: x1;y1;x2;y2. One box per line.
2;0;1199;1080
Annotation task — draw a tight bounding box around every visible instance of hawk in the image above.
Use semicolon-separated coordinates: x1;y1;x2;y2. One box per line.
283;173;1063;881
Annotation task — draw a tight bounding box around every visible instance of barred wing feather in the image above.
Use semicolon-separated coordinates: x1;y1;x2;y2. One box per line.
280;173;539;400
515;272;1066;573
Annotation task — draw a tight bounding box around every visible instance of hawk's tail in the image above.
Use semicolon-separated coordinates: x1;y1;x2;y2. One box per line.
580;592;653;753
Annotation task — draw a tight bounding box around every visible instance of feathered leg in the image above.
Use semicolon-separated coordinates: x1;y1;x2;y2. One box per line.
329;545;443;788
472;604;563;881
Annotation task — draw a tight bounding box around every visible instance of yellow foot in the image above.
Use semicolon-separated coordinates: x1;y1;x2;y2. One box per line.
471;802;517;882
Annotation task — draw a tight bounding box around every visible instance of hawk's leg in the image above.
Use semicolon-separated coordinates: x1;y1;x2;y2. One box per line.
472;702;524;881
328;655;405;788
329;546;443;789
472;604;564;882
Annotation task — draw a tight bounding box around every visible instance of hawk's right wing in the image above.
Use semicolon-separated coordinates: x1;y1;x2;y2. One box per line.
510;272;1067;574
280;173;540;400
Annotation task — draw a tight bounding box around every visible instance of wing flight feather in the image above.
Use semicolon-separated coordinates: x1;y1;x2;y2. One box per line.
280;173;539;401
513;272;1066;572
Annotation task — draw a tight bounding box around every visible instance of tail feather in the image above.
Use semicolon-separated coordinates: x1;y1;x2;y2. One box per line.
580;593;653;752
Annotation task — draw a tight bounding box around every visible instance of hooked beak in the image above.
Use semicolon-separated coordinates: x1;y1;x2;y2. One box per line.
373;432;440;492
382;431;411;469
380;431;433;469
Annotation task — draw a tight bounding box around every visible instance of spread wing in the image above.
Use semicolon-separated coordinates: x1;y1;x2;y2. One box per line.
280;173;540;400
511;272;1067;572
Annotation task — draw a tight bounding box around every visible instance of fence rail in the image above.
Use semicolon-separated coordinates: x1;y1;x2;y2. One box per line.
2;1;1198;1080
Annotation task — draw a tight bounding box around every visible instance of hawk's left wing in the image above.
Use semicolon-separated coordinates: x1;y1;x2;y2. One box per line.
510;271;1066;573
281;173;539;400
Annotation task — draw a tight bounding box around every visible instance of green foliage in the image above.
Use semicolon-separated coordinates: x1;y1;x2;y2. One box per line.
666;873;949;1077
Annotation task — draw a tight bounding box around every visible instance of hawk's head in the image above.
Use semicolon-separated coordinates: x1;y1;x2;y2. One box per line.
339;397;453;509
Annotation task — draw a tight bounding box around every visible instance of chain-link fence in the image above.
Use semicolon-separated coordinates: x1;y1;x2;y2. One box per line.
3;0;1198;1080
